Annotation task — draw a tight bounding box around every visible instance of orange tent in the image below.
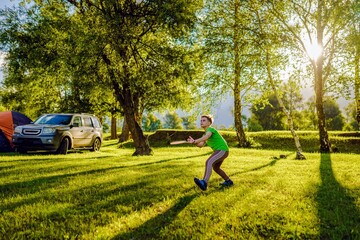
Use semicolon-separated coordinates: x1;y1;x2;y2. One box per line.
0;111;32;150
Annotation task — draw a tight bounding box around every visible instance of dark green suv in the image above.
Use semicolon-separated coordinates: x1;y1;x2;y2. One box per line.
12;113;103;154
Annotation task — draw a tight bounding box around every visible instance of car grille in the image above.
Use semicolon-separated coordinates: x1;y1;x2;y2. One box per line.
20;138;43;145
22;129;41;135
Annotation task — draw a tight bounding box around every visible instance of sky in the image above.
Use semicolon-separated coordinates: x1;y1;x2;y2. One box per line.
0;1;15;80
0;0;20;67
0;0;20;9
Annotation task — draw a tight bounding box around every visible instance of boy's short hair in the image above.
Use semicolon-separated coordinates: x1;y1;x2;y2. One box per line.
201;114;214;124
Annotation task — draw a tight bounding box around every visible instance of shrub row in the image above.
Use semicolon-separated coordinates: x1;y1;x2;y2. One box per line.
147;130;360;154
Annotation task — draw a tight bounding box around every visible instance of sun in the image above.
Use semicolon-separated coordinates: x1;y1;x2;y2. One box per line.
305;42;322;61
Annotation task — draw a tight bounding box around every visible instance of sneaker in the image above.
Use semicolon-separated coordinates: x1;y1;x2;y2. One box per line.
194;178;207;191
220;179;234;187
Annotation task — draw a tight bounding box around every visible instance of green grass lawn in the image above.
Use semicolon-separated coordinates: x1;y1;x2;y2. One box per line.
1;139;360;239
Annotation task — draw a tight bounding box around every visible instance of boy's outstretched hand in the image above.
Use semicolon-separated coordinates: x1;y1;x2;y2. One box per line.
187;136;195;144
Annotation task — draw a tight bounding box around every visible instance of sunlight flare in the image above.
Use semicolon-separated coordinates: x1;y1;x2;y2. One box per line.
305;42;322;61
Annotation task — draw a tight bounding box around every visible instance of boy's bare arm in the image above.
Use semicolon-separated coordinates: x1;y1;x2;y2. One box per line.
187;132;212;147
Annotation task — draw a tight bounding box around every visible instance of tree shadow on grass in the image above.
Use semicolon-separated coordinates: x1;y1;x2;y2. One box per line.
0;153;206;213
230;158;281;177
316;153;360;239
111;193;197;240
135;152;211;168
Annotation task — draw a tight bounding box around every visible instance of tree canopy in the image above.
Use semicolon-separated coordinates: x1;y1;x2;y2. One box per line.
1;0;203;155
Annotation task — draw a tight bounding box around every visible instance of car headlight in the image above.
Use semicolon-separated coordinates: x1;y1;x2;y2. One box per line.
43;127;57;134
14;126;22;134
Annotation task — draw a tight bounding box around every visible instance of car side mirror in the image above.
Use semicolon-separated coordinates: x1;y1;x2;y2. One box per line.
72;122;79;127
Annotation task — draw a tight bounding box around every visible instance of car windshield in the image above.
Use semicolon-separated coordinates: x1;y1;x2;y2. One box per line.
34;115;72;125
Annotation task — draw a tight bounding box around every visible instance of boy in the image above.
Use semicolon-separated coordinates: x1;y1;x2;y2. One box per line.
187;114;233;190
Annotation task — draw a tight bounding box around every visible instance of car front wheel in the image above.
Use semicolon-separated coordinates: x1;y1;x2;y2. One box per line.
91;138;101;152
17;148;27;154
57;138;69;155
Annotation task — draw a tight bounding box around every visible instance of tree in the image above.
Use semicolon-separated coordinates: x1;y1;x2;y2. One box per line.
64;0;202;155
0;4;116;119
0;6;65;118
300;96;345;130
266;0;353;152
346;2;360;127
163;112;183;130
181;116;197;130
0;1;202;155
0;102;6;112
199;0;264;147
301;97;318;130
254;4;306;159
250;94;286;130
246;116;263;132
142;113;162;132
344;101;360;131
323;97;344;130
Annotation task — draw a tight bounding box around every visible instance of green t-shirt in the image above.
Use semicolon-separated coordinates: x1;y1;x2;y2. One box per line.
205;127;229;151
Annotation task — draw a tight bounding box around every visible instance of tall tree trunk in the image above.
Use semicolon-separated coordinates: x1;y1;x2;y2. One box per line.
233;0;249;148
262;44;306;159
123;104;152;156
266;59;305;159
110;114;117;140
234;91;248;147
118;99;141;143
255;7;306;159
117;83;152;156
103;51;151;155
314;0;331;153
118;115;130;143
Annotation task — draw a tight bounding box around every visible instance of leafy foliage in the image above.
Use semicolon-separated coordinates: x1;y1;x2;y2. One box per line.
0;3;116;118
250;94;286;130
181;116;197;130
163;112;183;129
344;101;360;131
323;97;345;130
0;0;203;155
142;113;162;132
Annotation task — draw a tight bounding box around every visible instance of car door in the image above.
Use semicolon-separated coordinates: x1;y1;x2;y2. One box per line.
82;116;95;146
91;116;103;139
70;115;88;147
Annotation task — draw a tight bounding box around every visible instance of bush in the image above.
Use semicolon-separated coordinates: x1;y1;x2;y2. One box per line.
147;130;360;154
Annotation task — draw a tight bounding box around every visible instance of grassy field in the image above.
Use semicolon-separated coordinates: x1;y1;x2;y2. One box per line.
1;137;360;239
